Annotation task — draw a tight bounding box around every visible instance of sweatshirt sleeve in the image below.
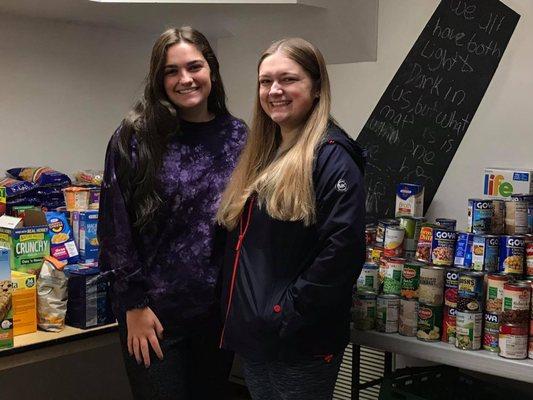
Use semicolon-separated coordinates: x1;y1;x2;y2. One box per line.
279;141;365;338
97;128;149;312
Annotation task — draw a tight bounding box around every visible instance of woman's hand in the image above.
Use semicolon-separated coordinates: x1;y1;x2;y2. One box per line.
126;307;164;368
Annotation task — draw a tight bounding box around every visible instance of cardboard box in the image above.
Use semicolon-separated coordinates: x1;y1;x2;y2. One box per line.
0;209;50;274
483;167;533;199
0;187;6;215
65;264;114;329
11;271;37;336
72;211;99;262
0;247;13;350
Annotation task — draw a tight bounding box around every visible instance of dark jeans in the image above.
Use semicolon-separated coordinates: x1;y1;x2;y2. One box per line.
117;316;234;400
242;352;343;400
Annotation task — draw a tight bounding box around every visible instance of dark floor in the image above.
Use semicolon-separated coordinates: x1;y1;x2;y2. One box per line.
228;382;252;400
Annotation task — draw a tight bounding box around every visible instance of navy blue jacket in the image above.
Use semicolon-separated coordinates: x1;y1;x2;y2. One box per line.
220;123;365;361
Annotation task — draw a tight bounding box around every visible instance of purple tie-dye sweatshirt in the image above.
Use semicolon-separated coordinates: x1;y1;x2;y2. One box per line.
98;113;247;327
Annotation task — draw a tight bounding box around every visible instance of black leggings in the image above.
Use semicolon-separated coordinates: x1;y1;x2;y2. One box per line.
117;317;234;400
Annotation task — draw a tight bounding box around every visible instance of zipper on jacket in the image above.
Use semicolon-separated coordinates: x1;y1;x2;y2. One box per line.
219;196;255;348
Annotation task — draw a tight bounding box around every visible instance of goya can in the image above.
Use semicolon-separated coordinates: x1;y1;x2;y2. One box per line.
431;228;457;266
399;298;418;337
400;261;423;299
499;323;528;359
436;218;457;231
418;265;445;305
365;225;377;245
526;235;533;276
467;199;493;234
417;303;443;342
499;235;525;275
441;306;457;344
483;312;501;352
376;219;399;246
381;257;404;295
505;200;528;235
457;271;484;312
357;262;379;292
455;311;482;350
444;268;460;308
486;273;510;313
492;199;505;235
454;232;473;268
415;224;436;263
502;282;531;324
376;294;400;333
471;234;499;272
353;291;376;330
384;226;405;258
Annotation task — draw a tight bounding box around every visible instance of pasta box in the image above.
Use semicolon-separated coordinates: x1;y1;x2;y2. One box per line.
65;264;114;329
0;247;13;350
0;210;50;275
71;211;99;262
11;271;37;336
483;167;533;199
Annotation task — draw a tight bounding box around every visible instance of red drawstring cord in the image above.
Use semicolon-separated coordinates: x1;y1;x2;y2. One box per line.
219;197;255;348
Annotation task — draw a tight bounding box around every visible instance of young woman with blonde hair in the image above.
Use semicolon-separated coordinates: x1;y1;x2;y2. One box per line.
217;37;365;399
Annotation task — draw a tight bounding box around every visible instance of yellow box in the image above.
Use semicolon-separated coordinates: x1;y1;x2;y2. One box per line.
11;271;37;336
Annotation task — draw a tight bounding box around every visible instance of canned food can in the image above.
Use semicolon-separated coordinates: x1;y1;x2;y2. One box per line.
483;312;501;352
431;229;457;266
413;217;428;245
417;303;443;342
415;224;436;263
467;199;493;234
384;226;405;258
471;234;499;272
436;218;457;231
376;294;400;333
418;266;445;305
511;195;533;233
454;232;474;268
526;235;533;276
499;323;528;359
382;257;404;295
399;298;418;337
455;311;482;350
369;246;384;264
444;267;460;308
498;235;525;275
491;200;505;235
502;282;531;324
441;306;457;344
457;271;484;312
486;273;510;313
400;261;423;299
529;337;533;359
357;262;379;293
505;200;528;235
353;291;376;330
399;217;417;240
376;219;399;246
365;225;377;245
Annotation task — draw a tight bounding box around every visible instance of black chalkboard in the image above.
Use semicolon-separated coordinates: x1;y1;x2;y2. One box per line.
356;0;520;219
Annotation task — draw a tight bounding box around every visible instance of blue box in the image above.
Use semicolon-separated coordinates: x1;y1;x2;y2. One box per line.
72;211;99;262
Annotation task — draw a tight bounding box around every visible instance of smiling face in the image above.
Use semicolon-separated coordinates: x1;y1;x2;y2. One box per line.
258;51;316;135
163;42;212;121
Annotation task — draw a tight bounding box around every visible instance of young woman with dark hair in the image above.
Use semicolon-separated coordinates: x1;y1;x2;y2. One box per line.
98;27;247;400
217;38;365;400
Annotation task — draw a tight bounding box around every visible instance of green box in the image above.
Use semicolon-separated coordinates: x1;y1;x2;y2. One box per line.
0;246;13;351
0;210;50;275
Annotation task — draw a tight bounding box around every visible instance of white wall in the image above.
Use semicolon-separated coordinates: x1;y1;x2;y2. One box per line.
221;0;533;229
0;14;156;175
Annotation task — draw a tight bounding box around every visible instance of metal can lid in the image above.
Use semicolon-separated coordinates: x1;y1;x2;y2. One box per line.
487;273;511;281
460;271;485;278
388;257;406;263
423;265;446;271
483;234;500;239
405;260;427;267
504;282;531;290
356;291;377;299
400;297;418;303
378;294;401;300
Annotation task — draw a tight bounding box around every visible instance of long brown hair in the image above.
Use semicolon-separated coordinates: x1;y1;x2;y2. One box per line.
117;27;228;230
217;38;331;230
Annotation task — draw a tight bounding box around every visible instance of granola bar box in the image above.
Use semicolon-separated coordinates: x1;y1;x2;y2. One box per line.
0;247;13;350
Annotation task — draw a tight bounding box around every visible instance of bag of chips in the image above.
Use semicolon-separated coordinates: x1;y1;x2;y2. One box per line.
0;177;37;198
7;167;71;187
74;170;103;186
37;256;68;332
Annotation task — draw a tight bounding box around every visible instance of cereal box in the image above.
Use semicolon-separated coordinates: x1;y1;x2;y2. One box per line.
0;210;50;275
72;211;99;262
11;271;37;336
0;247;13;350
395;183;424;217
483;168;533;199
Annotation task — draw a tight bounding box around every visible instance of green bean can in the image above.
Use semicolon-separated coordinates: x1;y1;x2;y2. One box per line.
382;257;404;295
400;261;423;299
417;303;443;341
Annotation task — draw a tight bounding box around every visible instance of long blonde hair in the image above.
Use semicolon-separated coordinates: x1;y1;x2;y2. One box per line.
216;38;332;230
